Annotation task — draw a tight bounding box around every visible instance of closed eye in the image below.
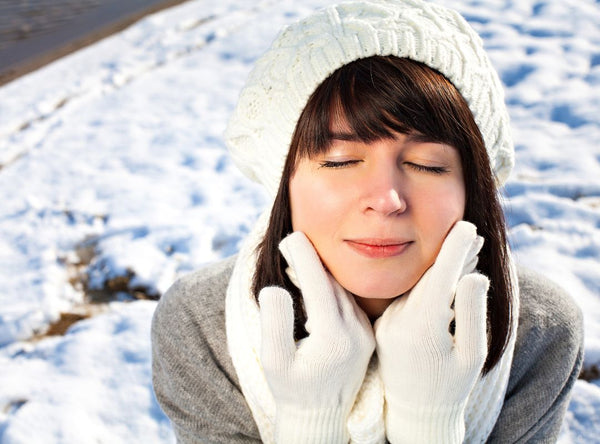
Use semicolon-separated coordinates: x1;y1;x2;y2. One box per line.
319;159;363;169
405;162;449;174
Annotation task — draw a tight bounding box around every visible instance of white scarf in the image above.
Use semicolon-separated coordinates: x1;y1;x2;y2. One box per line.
226;210;520;443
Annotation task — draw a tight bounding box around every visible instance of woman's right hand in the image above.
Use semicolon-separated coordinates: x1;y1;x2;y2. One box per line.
259;231;375;444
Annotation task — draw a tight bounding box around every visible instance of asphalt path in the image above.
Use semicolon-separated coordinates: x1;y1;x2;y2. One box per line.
0;0;190;86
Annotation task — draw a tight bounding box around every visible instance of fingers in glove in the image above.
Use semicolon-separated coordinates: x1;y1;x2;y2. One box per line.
278;232;340;333
259;287;296;368
328;274;367;325
461;235;484;277
374;294;408;337
424;221;479;309
453;273;489;368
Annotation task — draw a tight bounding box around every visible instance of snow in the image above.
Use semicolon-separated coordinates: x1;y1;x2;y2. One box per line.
0;0;599;441
0;302;172;443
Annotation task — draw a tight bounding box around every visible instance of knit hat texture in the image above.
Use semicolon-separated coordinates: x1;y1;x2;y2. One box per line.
225;0;514;198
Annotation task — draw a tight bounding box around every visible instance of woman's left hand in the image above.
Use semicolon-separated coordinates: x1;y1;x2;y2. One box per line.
374;221;489;444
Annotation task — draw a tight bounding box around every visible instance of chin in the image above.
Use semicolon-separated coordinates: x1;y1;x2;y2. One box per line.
367;261;432;298
339;277;412;300
325;258;425;300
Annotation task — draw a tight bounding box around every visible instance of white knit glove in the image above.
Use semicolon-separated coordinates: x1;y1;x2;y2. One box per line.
374;221;489;444
259;232;375;444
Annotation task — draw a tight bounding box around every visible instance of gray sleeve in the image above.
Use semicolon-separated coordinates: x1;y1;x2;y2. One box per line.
487;267;584;443
151;257;261;444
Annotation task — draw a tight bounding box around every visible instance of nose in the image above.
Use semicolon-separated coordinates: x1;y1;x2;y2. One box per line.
362;167;407;216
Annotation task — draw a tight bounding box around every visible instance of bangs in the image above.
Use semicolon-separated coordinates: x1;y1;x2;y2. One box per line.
291;56;481;164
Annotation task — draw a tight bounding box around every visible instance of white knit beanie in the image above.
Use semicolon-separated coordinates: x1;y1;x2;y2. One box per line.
225;0;514;198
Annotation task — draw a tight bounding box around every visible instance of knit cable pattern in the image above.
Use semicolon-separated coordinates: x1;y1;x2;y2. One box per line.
225;0;514;199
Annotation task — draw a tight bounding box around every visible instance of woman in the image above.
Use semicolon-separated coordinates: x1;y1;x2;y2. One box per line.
151;1;583;442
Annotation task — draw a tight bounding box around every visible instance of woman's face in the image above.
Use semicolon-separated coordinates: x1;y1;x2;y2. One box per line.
289;117;466;316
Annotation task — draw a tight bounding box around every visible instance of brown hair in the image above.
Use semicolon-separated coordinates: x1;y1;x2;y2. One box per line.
252;56;513;373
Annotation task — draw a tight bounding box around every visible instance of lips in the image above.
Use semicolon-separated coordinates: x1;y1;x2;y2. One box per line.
344;238;412;259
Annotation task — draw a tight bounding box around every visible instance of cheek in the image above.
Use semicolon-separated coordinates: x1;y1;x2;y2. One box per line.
290;170;348;233
433;183;465;222
418;180;466;260
289;181;312;232
290;173;324;232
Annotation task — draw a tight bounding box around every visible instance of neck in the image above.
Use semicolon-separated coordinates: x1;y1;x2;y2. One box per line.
352;294;396;322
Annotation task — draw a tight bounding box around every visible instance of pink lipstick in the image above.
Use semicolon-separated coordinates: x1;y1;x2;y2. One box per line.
345;239;412;258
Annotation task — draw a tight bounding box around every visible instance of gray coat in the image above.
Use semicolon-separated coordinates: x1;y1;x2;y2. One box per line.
151;256;584;443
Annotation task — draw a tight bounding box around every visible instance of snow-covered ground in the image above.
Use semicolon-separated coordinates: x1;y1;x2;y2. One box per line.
0;0;599;441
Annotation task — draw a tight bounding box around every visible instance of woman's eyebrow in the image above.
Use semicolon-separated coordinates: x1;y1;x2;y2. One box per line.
405;132;440;144
328;131;361;141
